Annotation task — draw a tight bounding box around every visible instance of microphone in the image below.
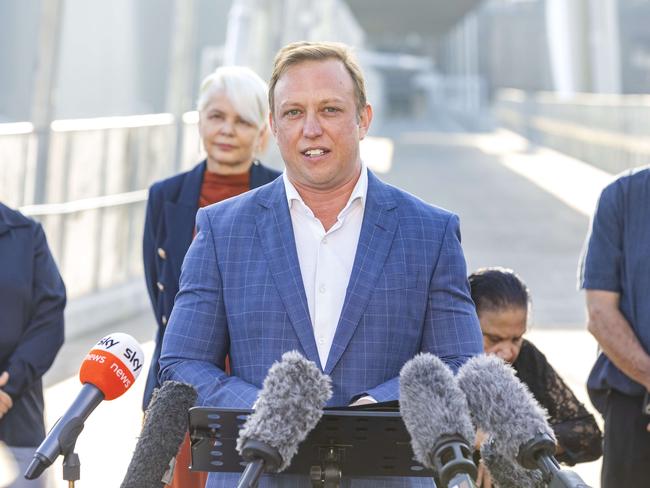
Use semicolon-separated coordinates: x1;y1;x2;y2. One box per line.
457;354;591;488
121;381;197;488
24;333;145;480
236;351;332;488
399;353;478;488
479;441;545;488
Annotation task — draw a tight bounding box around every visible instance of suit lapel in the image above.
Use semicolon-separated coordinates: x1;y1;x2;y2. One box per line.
254;178;321;367
324;172;398;374
163;162;205;279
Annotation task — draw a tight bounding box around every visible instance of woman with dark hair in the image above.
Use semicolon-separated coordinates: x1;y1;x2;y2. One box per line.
468;267;602;467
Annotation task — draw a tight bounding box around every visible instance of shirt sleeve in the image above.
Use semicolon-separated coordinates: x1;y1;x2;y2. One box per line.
142;184;160;319
420;213;484;372
361;213;483;403
579;180;623;292
4;223;66;399
159;208;260;408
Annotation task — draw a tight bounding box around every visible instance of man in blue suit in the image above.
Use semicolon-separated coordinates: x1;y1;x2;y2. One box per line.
160;41;483;487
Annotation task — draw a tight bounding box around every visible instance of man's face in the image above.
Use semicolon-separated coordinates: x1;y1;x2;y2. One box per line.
270;58;372;193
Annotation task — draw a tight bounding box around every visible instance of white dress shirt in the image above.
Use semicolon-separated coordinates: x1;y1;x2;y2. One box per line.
283;164;368;369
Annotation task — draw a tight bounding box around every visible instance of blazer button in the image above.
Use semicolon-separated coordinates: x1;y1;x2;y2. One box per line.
161;315;167;325
157;281;165;292
157;247;167;259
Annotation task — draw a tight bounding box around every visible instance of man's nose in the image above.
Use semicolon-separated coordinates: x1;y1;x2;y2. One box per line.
302;112;323;138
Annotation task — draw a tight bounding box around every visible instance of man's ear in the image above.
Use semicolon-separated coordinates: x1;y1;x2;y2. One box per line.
358;103;373;140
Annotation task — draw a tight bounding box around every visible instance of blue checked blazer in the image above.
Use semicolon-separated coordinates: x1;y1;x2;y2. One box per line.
159;170;483;487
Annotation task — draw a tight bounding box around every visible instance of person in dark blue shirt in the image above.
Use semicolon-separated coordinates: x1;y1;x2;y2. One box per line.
579;166;650;487
0;203;65;488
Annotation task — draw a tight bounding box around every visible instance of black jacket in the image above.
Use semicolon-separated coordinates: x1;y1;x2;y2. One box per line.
142;160;280;408
513;339;602;465
0;203;66;447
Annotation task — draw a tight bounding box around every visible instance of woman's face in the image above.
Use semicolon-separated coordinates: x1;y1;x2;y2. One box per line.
199;91;265;174
478;307;527;364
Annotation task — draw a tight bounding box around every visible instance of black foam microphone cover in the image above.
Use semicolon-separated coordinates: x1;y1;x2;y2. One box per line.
121;381;197;488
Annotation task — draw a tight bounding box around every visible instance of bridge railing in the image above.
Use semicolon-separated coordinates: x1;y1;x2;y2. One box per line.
495;89;650;175
0;113;204;304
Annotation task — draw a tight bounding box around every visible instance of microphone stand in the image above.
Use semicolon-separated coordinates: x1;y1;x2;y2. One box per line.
309;447;343;488
62;451;80;488
517;432;592;488
236;440;282;488
23;416;84;486
429;435;478;488
59;418;83;488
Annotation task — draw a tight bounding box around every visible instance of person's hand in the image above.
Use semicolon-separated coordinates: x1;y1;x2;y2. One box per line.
0;372;13;419
348;396;377;407
474;428;488;449
475;459;493;488
473;429;493;487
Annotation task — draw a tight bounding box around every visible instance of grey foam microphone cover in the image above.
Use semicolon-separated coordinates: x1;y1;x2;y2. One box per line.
399;353;475;469
456;354;555;487
480;440;546;488
236;351;332;472
456;354;555;456
121;381;197;488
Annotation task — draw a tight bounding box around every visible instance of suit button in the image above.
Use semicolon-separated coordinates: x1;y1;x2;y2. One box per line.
157;247;167;259
157;281;164;292
161;315;167;325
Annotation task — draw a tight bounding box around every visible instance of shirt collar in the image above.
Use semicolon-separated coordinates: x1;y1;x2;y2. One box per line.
283;161;368;218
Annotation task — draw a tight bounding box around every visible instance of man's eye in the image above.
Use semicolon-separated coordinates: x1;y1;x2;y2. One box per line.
285;109;301;117
324;107;340;113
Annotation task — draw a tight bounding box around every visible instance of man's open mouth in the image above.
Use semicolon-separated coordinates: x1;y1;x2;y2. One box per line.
302;148;329;158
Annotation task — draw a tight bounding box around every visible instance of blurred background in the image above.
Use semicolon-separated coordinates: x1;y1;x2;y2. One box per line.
1;0;649;486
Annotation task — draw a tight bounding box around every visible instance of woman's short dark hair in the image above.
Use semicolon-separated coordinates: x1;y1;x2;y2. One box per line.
468;267;530;315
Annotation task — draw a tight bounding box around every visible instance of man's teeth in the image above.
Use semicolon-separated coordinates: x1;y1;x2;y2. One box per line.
305;149;325;157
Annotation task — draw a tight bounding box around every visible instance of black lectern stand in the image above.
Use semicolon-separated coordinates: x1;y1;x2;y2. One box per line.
188;405;434;486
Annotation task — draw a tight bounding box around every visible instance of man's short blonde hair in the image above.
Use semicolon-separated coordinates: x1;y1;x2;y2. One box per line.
268;41;367;117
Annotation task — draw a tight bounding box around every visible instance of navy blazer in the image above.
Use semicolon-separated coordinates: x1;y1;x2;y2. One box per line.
0;203;65;447
142;160;280;407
